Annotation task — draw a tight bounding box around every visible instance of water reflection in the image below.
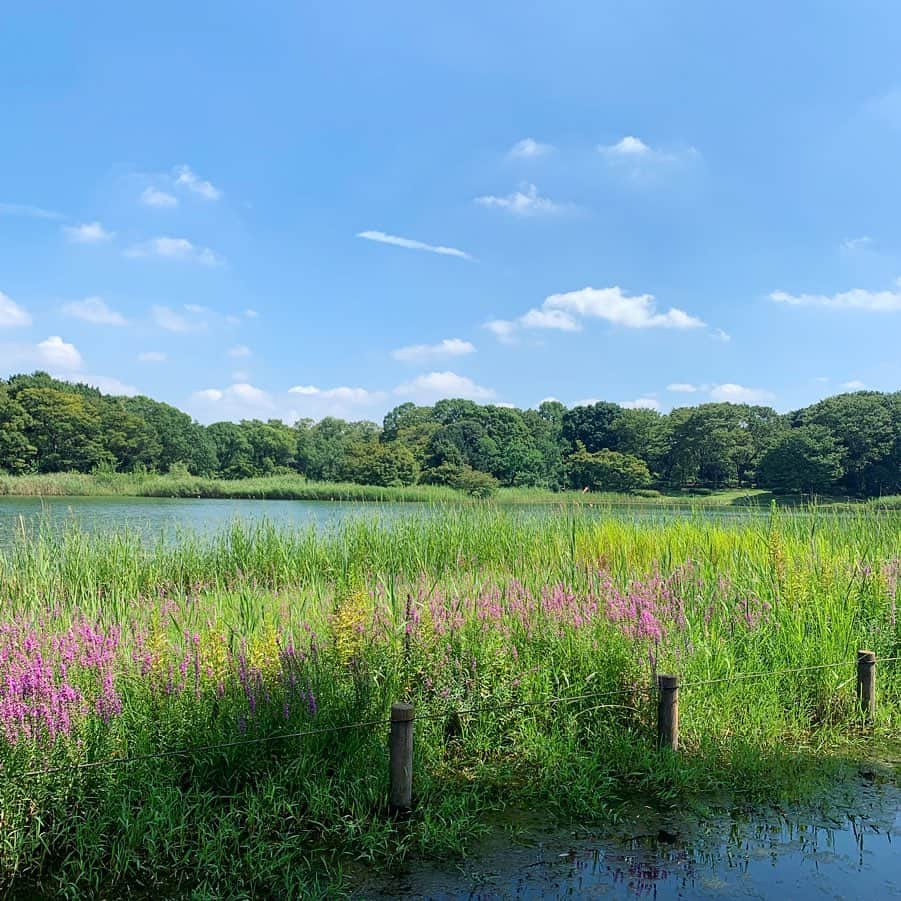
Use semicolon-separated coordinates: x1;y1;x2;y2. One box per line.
361;778;900;899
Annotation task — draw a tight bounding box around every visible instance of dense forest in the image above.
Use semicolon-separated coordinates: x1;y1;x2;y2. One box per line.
0;372;899;497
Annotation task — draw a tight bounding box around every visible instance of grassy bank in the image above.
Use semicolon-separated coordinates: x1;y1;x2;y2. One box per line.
0;507;899;896
0;470;888;508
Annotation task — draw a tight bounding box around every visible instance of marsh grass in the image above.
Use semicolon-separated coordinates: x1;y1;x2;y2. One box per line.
0;506;898;896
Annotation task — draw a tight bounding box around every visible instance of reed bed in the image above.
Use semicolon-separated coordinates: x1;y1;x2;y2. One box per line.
0;506;898;896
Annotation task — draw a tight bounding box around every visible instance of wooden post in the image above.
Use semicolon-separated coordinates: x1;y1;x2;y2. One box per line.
389;702;414;813
657;674;679;751
857;650;876;722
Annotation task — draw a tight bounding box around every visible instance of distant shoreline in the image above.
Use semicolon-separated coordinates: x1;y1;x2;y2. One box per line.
1;472;896;509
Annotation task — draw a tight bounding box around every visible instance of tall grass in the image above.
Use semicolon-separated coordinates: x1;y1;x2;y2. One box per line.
0;471;875;507
0;506;898;895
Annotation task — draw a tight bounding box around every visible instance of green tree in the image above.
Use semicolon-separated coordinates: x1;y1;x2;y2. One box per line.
565;442;652;491
756;426;843;494
0;384;36;473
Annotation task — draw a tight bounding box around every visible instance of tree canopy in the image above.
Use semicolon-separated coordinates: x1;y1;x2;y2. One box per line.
0;373;897;497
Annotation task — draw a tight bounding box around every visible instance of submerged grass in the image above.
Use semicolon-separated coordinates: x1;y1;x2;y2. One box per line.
0;505;898;896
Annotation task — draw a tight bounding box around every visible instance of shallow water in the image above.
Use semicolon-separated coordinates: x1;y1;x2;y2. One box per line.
356;770;901;900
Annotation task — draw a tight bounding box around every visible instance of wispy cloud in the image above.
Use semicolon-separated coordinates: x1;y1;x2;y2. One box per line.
141;186;178;208
841;379;867;390
770;286;901;312
0;291;31;328
62;296;127;326
357;230;474;261
508;137;553;159
840;235;873;253
228;345;252;359
289;384;383;404
152;305;207;333
598;136;700;181
392;338;475;363
711;328;731;342
483;319;519;345
620;397;660;410
63;221;114;244
125;237;222;266
138;351;167;363
394;371;495;402
0;202;63;220
174;165;222;200
667;383;701;393
474;183;568;216
709;383;774;404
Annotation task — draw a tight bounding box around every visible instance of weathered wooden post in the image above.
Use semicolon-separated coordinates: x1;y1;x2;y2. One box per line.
657;674;679;751
857;650;876;722
389;702;414;813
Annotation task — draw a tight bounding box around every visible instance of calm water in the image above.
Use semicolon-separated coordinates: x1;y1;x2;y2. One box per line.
359;772;901;900
0;496;415;547
0;495;786;547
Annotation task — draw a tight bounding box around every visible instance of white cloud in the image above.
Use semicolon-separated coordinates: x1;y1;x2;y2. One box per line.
485;287;705;342
174;165;221;200
474;183;567;216
770;287;901;312
483;319;518;344
841;236;873;252
195;389;224;402
184;304;210;314
519;308;581;331
245;309;259;319
667;383;700;393
152;305;207;333
598;136;699;181
192;383;272;413
620;397;660;410
0;202;63;220
0;291;31;328
125;237;222;266
544;287;704;329
228;345;252;358
394;371;495;403
62;296;127;326
841;379;867;390
288;384;383;404
357;230;473;261
80;375;138;396
141;187;178;208
508;138;553;159
138;351;167;363
36;335;83;370
709;383;774;404
63;221;114;244
711;328;731;342
392;337;475;362
603;136;651;156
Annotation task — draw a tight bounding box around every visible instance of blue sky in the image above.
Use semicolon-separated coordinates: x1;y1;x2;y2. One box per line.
1;1;899;424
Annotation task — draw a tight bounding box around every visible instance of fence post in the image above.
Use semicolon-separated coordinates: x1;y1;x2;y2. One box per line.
389;702;414;813
857;650;876;722
657;674;679;751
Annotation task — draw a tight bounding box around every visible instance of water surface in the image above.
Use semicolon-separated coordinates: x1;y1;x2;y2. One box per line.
357;770;900;899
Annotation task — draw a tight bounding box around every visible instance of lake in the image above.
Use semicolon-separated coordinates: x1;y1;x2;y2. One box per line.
0;495;796;548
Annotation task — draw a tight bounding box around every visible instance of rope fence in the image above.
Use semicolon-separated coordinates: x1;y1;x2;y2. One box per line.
15;651;901;808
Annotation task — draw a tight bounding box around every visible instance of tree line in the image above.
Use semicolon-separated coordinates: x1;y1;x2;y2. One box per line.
1;372;899;497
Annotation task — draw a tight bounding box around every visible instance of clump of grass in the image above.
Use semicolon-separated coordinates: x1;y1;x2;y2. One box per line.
0;506;898;895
